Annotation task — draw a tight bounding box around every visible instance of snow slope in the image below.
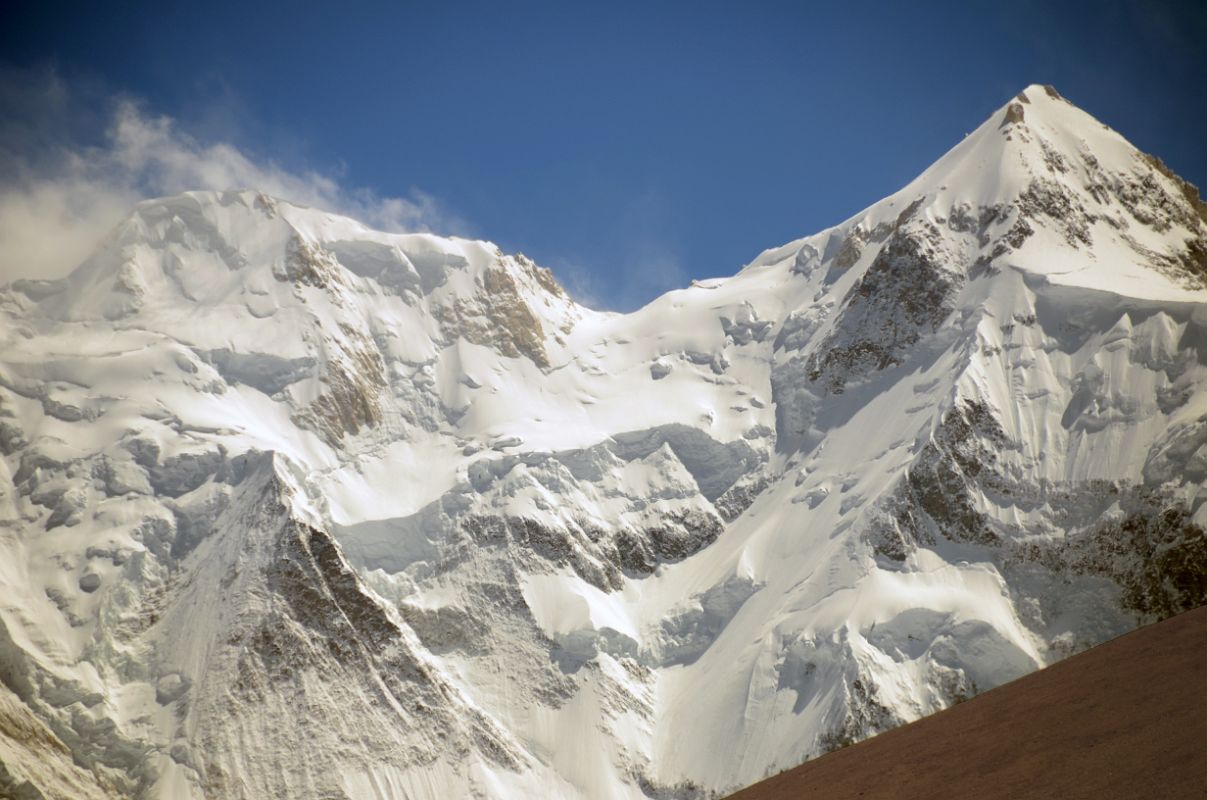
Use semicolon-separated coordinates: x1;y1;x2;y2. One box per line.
2;85;1206;799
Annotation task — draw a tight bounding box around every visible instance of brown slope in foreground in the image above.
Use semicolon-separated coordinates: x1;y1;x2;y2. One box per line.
727;605;1207;800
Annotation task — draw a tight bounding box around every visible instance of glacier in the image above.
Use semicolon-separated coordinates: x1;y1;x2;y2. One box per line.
1;84;1206;799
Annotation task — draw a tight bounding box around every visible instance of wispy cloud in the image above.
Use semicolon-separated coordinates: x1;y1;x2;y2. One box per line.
550;187;690;312
0;67;465;284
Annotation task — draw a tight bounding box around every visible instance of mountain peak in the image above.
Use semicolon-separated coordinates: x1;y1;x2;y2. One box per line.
14;188;585;359
762;83;1207;303
1014;82;1069;106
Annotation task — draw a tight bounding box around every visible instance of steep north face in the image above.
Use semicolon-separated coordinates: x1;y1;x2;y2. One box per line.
1;85;1206;798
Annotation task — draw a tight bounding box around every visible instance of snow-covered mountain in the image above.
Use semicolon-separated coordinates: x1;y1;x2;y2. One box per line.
2;84;1206;799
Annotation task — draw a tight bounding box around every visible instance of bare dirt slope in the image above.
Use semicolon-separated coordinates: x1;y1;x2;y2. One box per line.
727;605;1207;800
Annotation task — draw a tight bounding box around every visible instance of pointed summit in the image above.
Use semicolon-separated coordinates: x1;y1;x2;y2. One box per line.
763;84;1207;302
1002;83;1072;123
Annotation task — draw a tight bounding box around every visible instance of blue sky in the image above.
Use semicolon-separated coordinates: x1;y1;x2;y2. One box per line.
1;0;1203;308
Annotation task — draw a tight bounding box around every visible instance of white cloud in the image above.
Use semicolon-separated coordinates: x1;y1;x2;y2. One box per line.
0;69;464;283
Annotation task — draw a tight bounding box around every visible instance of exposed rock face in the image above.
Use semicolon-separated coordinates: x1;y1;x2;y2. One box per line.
187;470;527;798
2;86;1207;799
806;223;963;393
278;235;342;288
294;322;387;444
434;265;553;368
